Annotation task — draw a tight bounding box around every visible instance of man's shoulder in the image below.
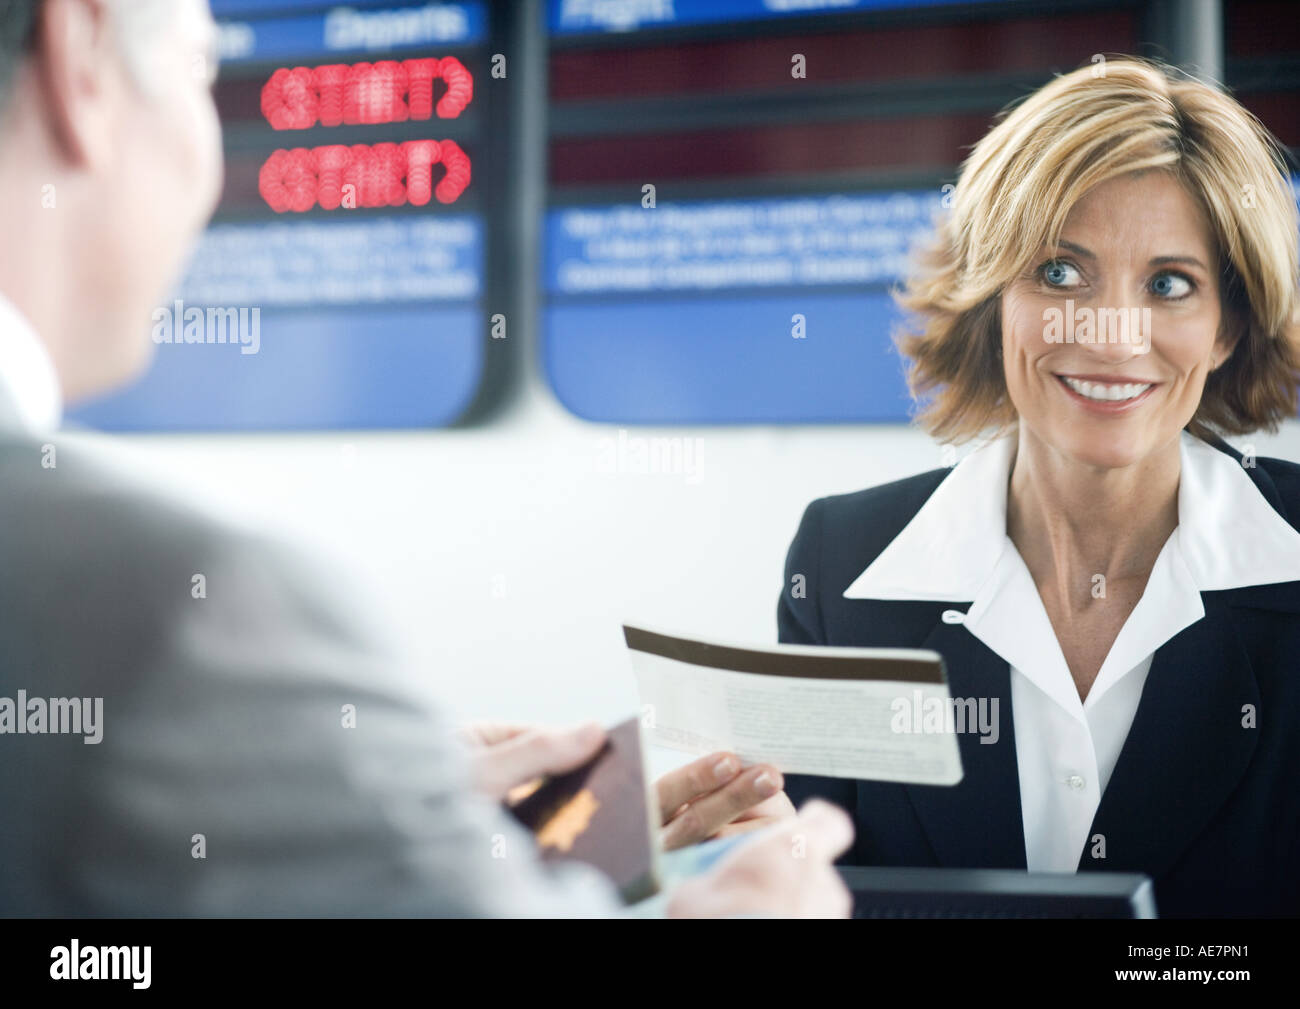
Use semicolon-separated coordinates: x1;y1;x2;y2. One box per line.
0;432;358;692
0;431;268;578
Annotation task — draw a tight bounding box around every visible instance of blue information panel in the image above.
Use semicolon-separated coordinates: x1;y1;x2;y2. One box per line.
213;0;486;60
73;1;490;431
543;192;943;423
548;0;954;36
544;182;1300;424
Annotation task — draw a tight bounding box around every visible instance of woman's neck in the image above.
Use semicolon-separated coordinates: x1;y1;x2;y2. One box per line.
1006;426;1181;604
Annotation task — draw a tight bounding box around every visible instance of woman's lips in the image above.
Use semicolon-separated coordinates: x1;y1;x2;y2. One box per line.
1054;373;1158;413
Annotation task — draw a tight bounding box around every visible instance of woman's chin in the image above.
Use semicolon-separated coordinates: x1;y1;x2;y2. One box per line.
1040;426;1152;473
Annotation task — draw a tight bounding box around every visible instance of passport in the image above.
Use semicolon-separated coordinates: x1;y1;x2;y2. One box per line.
505;717;661;903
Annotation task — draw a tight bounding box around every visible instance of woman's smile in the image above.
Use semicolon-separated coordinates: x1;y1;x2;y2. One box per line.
1053;373;1159;414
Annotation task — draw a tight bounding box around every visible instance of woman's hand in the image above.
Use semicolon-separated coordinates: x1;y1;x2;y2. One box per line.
459;721;606;800
655;751;797;851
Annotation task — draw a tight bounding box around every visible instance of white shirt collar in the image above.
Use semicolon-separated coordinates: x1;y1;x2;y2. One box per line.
0;290;63;435
844;428;1300;603
845;428;1300;717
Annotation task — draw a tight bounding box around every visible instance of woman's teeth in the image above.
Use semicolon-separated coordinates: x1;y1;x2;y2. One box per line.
1060;376;1153;402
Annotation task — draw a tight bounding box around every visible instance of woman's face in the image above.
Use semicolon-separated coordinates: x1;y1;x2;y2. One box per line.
1000;171;1234;471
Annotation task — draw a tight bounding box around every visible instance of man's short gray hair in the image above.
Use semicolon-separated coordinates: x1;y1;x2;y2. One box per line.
110;0;180;92
0;0;178;116
0;1;42;109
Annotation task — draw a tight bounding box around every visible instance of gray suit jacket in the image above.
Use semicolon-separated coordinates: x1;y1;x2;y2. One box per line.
0;391;622;916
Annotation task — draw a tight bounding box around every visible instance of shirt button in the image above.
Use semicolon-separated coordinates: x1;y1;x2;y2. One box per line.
941;609;965;624
1067;775;1086;791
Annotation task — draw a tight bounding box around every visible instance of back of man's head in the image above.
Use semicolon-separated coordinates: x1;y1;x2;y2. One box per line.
0;2;42;112
0;0;223;405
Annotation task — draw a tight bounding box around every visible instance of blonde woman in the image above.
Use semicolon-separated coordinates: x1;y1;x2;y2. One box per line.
779;58;1300;917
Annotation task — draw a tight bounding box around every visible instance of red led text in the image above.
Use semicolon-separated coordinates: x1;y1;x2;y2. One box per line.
259;140;472;212
261;57;473;130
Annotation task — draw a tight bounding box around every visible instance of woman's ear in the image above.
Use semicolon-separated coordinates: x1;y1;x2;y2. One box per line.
1210;298;1248;372
1211;265;1249;372
1211;329;1241;371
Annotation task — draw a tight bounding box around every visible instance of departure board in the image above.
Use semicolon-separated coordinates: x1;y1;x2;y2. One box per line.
72;0;495;431
64;0;1297;430
542;0;1141;423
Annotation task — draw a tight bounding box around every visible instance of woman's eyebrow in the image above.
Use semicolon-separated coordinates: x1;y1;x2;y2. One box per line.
1149;255;1209;270
1055;239;1095;260
1052;241;1209;271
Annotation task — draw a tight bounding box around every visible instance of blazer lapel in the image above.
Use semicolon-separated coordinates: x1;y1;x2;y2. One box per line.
904;615;1028;869
1080;596;1259;876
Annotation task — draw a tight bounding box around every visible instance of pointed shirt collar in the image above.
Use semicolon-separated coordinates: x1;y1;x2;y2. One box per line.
843;429;1300;716
845;429;1300;603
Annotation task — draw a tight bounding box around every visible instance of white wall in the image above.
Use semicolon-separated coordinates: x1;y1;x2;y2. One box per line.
63;381;1300;775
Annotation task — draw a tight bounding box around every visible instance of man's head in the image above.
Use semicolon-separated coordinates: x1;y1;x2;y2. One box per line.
0;0;223;402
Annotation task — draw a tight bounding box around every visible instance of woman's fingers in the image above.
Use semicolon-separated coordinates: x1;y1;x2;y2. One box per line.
655;751;744;822
660;764;788;851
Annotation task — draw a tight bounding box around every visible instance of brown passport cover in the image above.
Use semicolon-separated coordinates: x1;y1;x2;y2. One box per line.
505;717;660;904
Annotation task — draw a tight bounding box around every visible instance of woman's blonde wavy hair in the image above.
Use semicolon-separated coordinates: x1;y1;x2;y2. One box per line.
895;56;1300;444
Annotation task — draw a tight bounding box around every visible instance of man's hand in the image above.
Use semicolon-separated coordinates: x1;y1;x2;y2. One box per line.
656;751;797;851
667;800;855;918
459;721;606;800
462;727;801;857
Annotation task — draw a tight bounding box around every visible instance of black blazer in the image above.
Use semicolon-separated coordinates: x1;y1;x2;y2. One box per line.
779;437;1300;917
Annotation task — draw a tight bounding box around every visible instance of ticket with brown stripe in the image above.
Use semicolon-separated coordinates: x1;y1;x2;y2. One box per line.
624;624;967;784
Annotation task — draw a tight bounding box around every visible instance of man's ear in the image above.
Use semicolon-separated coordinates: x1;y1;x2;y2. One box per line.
34;0;118;169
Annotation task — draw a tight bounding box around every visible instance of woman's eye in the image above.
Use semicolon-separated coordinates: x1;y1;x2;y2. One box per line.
1150;272;1193;299
1040;260;1081;288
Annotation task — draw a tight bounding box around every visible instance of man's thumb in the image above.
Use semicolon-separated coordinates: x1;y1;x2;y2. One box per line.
479;722;607;797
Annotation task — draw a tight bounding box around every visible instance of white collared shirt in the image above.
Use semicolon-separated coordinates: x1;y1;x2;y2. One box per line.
843;429;1300;872
0;291;62;434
